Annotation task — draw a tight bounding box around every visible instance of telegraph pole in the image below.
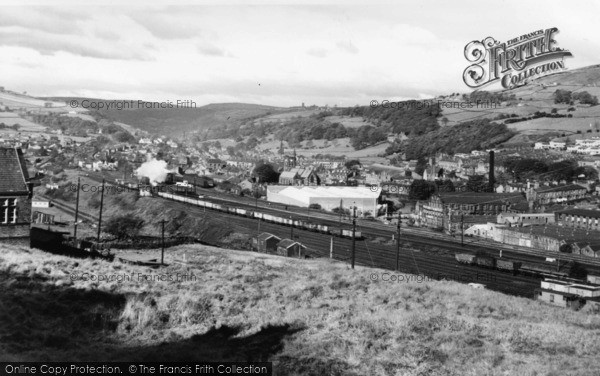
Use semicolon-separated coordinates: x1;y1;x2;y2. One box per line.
160;219;166;265
461;214;464;246
396;214;401;271
73;177;80;242
351;206;356;269
96;179;105;242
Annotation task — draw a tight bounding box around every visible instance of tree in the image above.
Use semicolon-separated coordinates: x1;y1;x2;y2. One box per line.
345;159;361;170
253;164;280;183
466;175;489;192
114;131;134;143
409;180;436;200
104;214;144;240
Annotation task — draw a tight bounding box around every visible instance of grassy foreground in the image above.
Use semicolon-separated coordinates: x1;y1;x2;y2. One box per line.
1;244;599;375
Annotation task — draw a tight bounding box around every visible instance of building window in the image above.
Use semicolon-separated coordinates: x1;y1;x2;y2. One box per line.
549;294;554;303
1;198;17;224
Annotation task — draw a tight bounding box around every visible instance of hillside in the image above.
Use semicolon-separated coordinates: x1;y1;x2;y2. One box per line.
439;64;600;139
1;243;599;374
44;98;286;137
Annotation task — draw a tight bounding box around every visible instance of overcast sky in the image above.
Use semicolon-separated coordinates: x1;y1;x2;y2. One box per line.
1;0;599;107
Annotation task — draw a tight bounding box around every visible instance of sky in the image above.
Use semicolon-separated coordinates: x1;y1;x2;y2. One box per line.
1;0;599;107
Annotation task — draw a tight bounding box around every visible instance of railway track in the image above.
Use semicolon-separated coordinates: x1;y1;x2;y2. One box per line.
155;194;542;298
82;174;600;278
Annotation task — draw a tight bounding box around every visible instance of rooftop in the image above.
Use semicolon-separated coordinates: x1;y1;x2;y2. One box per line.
556;208;600;219
535;184;586;193
439;192;526;205
0;147;29;194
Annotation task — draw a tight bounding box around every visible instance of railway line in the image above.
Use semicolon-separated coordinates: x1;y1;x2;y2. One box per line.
80;174;600;284
165;189;600;275
154;193;543;298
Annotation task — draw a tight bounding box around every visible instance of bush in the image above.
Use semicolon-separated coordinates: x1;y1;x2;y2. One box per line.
104;214;144;240
308;203;322;210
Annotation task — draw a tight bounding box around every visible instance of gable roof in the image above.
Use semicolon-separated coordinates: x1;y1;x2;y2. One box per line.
439;192;526;205
257;232;281;242
556;208;600;219
0;147;29;194
277;239;306;249
535;184;586;193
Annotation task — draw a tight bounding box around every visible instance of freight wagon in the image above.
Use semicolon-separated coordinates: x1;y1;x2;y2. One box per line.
496;259;522;274
157;192;363;239
475;255;495;268
455;254;476;265
454;252;576;280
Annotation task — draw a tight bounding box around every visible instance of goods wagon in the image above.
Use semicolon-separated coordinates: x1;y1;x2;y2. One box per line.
455;254;476;265
475;256;496;268
496;259;522;273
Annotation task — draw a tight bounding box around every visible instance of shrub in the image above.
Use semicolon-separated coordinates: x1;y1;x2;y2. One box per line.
104;214;144;240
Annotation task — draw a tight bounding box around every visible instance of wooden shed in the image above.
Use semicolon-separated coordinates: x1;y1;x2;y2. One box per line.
253;232;281;254
276;238;306;258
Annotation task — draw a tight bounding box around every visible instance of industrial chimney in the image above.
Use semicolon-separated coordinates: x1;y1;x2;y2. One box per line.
488;150;495;192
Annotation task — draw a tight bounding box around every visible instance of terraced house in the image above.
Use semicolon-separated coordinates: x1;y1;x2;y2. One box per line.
527;184;587;205
0;147;32;238
555;209;600;231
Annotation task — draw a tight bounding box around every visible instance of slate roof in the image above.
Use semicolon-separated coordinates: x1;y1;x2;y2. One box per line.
257;232;281;242
556;209;600;219
277;239;306;249
535;184;586;193
439;192;526;205
0;148;29;194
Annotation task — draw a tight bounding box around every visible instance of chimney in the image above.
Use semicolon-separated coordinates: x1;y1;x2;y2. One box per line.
488;150;495;192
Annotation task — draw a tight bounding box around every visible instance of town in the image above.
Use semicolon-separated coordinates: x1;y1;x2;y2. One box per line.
2;3;600;373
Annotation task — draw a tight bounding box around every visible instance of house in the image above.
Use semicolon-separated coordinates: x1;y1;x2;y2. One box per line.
0;147;32;238
253;232;281;254
528;184;587;205
207;158;226;172
555;209;600;231
276;239;306;258
238;179;254;192
278;167;320;186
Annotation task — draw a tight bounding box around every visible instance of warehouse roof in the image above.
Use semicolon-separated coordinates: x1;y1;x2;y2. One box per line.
268;185;381;204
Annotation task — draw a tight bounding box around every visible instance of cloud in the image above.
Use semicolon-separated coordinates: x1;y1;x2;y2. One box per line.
197;44;231;57
336;40;359;54
0;7;88;35
0;29;153;61
307;48;329;58
128;11;203;40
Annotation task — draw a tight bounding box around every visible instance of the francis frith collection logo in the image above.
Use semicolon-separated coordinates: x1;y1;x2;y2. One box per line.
463;27;572;89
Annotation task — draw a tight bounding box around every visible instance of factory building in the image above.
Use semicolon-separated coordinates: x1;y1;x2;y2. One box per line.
266;186;382;217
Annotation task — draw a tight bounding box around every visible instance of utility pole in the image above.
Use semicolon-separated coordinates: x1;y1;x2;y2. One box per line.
461;214;464;246
290;216;294;239
330;236;333;259
160;219;166;265
73;177;80;243
351;205;356;269
396;213;401;271
96;179;105;242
